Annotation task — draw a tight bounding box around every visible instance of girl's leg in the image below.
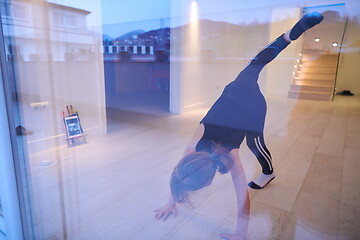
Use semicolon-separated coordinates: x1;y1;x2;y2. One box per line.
246;132;275;189
246;34;290;70
288;12;324;41
230;34;290;85
231;34;290;85
249;12;324;68
232;12;324;189
246;132;273;174
238;12;324;82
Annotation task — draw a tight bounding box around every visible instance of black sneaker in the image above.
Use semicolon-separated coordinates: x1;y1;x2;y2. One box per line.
290;12;324;40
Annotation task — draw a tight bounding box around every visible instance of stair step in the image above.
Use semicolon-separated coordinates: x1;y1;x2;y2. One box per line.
290;84;333;93
301;55;337;59
288;90;332;101
293;79;334;86
298;66;337;74
301;59;338;64
290;49;338;101
301;58;338;63
301;50;330;55
300;61;338;68
301;53;338;59
295;73;336;80
295;75;335;81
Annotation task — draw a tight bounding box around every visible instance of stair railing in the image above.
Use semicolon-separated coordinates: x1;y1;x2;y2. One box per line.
332;17;349;100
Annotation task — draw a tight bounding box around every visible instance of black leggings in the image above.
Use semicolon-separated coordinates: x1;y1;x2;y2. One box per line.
233;33;290;84
246;132;273;174
201;34;290;174
233;34;290;174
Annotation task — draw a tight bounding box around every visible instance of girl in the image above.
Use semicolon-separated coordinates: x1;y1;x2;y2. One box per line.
155;12;323;240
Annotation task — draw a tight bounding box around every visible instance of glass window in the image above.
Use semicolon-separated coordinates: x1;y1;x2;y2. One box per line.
54;12;76;27
64;14;76;27
53;12;62;25
0;3;10;17
12;4;28;19
0;3;28;20
1;0;359;239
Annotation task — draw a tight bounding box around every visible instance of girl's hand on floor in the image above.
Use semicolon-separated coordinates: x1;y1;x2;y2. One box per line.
220;233;245;240
154;204;177;221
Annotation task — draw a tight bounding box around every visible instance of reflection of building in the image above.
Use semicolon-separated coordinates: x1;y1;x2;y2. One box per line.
0;0;106;147
0;0;98;61
102;28;170;62
103;40;155;61
104;39;155;55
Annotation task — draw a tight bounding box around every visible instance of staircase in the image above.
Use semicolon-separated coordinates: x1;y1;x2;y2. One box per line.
288;50;338;101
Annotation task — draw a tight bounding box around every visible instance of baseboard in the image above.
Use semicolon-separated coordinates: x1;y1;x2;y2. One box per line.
183;100;213;112
26;125;106;153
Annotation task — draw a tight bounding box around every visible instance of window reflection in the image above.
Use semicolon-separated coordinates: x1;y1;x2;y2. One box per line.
0;0;359;239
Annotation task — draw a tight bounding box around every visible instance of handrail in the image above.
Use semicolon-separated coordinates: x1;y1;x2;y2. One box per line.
332;17;348;100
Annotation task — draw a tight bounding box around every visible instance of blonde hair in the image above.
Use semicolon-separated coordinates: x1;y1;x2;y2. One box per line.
170;144;233;203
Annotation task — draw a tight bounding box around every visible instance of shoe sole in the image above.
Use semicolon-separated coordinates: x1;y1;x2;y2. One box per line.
248;176;275;190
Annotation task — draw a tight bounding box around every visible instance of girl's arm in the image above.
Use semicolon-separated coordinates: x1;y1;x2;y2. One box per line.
155;124;204;221
154;192;177;221
220;149;250;240
183;123;204;155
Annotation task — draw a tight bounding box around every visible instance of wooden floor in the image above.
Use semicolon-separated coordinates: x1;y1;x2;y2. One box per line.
27;95;360;240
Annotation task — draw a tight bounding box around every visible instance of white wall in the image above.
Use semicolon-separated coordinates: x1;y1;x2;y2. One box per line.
170;1;297;113
170;0;360;113
265;7;302;97
335;15;360;94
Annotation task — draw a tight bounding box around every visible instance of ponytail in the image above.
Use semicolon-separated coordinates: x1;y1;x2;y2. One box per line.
209;143;233;174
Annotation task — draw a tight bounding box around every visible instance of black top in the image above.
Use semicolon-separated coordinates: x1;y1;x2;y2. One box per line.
195;123;244;152
195;68;267;153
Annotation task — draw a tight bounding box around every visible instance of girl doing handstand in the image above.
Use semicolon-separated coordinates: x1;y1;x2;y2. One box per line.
155;13;323;240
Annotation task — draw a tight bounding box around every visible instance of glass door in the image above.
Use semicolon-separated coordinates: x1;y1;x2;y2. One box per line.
1;0;106;238
302;4;347;100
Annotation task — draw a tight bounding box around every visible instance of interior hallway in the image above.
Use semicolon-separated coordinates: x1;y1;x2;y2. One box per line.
28;95;360;240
